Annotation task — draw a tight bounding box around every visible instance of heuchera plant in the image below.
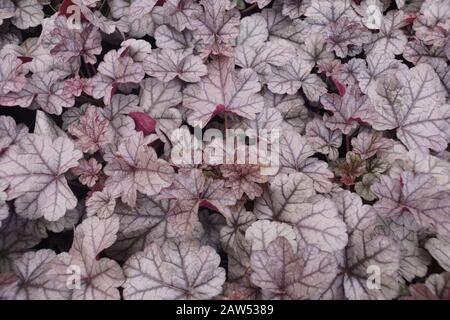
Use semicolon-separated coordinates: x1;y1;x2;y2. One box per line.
1;0;450;300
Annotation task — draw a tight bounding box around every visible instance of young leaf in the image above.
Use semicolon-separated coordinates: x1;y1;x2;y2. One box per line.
90;50;145;104
104;132;175;207
321;86;373;135
250;237;338;299
68;108;111;154
72;158;102;188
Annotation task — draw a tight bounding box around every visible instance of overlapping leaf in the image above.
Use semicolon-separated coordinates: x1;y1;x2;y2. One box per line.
90;50;145;104
1;0;450;302
372;171;450;237
183;56;264;127
104;132;175;207
144;49;207;82
267;57;327;101
317;191;401;300
50;217;125;300
250;237;338;299
123;240;225;299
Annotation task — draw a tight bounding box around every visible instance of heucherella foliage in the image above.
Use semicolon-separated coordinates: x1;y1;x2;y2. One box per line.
1;0;450;301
